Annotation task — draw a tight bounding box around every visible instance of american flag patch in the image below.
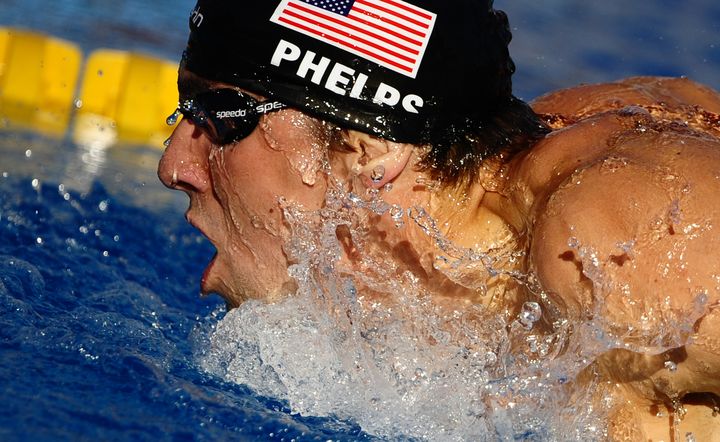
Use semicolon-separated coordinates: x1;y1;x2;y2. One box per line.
270;0;437;78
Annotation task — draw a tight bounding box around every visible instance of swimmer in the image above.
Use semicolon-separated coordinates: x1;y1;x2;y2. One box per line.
158;1;720;439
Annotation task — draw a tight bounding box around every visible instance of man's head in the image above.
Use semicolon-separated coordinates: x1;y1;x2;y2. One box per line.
158;0;548;307
183;0;548;184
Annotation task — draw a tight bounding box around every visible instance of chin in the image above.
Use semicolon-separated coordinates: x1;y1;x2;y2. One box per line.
202;246;298;307
206;267;296;309
202;279;239;309
200;255;244;308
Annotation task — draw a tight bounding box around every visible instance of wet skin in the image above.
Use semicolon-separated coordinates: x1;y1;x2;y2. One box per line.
516;77;720;440
159;73;720;440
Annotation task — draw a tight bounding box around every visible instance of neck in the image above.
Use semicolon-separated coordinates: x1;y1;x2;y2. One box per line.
363;154;528;309
426;155;527;248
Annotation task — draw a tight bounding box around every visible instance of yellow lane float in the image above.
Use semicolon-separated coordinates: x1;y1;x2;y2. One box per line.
0;27;179;148
0;27;82;137
74;50;179;147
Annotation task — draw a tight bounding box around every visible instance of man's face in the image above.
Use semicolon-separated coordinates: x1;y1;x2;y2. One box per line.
158;70;331;307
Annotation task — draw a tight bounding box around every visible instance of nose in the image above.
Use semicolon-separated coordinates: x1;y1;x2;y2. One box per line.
158;119;212;193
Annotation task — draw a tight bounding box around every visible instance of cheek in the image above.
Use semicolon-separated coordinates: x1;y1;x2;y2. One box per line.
207;142;327;238
207;147;273;235
261;110;330;186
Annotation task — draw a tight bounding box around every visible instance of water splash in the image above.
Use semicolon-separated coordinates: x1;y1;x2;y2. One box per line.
517;302;542;330
191;181;584;440
193;175;710;440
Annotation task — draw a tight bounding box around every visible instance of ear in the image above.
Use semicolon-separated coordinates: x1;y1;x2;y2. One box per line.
341;130;414;188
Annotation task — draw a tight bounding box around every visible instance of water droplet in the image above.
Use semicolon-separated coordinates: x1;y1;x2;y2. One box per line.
79;226;89;234
102;251;109;257
31;178;39;189
166;108;181;126
518;302;542;329
686;432;696;442
617;105;650;118
36;237;43;245
25;149;32;158
2;172;7;178
74;99;83;109
370;165;385;183
383;183;393;192
113;235;120;242
98;200;109;212
251;216;264;229
163;136;172;147
664;361;678;372
348;193;363;206
390;205;404;228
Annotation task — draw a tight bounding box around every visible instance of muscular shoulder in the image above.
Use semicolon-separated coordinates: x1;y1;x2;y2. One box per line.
508;76;720;427
530;129;720;318
512;77;720;322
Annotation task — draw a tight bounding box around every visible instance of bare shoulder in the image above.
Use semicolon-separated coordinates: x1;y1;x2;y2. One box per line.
528;122;720;320
516;77;720;320
516;78;720;435
515;74;720;382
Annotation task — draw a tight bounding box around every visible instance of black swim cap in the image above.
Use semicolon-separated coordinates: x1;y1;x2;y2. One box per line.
183;0;516;144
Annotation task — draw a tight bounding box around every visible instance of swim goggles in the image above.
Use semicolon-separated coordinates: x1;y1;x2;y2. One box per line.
169;88;286;145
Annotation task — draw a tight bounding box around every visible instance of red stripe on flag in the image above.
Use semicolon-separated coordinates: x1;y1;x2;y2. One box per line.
381;0;433;21
354;0;430;29
351;7;426;38
277;16;414;73
282;8;417;64
347;11;423;47
287;2;420;55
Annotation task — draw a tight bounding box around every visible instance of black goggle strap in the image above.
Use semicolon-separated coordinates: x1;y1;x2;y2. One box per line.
191;89;286;121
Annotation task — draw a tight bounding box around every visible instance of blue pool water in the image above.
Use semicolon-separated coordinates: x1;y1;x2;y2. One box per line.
1;1;719;441
0;133;373;441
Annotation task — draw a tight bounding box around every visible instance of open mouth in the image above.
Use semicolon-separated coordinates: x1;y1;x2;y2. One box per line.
186;212;219;295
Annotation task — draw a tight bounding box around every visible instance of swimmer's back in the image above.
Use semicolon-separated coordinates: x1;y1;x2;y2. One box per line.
531;75;720;119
